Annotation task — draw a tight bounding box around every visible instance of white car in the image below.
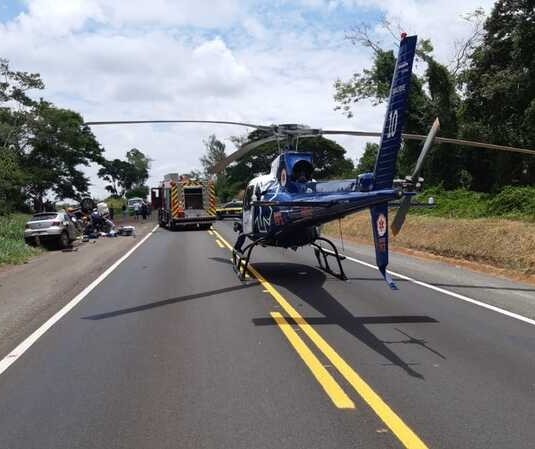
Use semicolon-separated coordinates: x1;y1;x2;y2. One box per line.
24;211;77;249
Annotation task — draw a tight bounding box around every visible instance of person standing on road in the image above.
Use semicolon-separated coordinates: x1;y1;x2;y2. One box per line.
133;202;140;220
122;203;127;220
141;203;148;220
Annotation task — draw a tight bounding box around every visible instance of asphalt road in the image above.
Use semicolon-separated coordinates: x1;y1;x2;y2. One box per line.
1;220;534;449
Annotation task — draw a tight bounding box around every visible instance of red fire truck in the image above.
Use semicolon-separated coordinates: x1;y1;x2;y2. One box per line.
151;174;217;230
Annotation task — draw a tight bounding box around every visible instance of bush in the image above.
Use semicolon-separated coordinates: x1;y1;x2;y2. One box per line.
487;186;535;218
413;188;491;219
0;214;42;265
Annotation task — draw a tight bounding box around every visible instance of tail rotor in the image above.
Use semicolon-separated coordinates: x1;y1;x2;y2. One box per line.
391;118;440;236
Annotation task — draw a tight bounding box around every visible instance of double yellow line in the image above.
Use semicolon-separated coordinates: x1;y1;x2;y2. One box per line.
210;228;429;449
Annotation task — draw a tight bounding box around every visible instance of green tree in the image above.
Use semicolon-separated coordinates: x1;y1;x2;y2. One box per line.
125;185;149;199
126;148;151;187
99;149;152;198
0;59;44;213
22;101;103;208
200;134;227;175
461;0;535;190
1;59;105;211
334;29;465;188
98;158;137;196
0;147;25;213
356;142;378;173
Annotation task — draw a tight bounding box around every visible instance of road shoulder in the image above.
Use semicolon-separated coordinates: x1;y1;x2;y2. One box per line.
0;221;156;358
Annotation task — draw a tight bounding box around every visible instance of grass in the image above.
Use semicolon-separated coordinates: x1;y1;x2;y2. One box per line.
324;212;535;275
413;186;535;221
0;213;43;265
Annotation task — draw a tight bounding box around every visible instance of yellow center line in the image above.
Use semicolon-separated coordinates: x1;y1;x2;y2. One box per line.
271;312;355;409
215;239;224;248
208;230;214;236
211;228;429;449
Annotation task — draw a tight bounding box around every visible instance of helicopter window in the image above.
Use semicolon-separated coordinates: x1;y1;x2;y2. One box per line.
292;160;313;183
243;185;255;210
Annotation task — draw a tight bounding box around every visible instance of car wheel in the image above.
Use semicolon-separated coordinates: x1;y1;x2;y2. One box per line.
58;231;71;249
25;237;39;247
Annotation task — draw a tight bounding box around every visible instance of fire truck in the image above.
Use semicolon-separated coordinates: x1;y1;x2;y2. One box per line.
151;174;217;230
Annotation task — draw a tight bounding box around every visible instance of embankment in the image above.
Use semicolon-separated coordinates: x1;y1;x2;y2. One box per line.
324;213;535;277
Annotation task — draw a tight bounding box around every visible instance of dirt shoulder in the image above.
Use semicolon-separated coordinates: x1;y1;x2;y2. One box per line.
0;219;156;359
324;213;535;286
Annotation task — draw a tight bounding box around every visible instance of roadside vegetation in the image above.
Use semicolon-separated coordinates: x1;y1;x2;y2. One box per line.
413;186;535;221
0;214;42;265
324;213;535;275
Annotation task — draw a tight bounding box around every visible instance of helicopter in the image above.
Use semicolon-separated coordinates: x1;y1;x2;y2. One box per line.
85;33;535;289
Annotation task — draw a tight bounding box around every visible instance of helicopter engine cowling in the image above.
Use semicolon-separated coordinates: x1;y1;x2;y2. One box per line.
271;152;314;187
356;173;375;192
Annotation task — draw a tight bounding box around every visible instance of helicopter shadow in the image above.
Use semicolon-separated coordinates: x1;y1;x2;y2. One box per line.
251;262;441;379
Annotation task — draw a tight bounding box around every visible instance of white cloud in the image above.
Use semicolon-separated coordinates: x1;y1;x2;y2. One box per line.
1;0;497;198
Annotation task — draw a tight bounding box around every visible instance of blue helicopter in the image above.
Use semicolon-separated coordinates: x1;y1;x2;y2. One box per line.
86;33;535;289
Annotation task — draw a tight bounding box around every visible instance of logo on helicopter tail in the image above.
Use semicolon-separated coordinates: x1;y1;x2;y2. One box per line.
376;213;387;237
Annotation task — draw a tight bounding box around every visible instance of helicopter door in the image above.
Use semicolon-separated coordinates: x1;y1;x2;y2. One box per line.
242;184;255;234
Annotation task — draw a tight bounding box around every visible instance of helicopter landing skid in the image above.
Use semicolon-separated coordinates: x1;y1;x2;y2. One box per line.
232;237;264;281
311;237;347;280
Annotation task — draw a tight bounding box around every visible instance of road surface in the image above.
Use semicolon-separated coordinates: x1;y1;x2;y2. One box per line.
0;221;534;449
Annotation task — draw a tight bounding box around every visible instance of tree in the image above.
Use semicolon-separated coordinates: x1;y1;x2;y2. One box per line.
0;146;25;214
461;0;535;190
0;58;44;108
126;148;151;187
356;143;378;173
98;149;152;198
334;27;465;189
125;185;149;199
98;158;137;196
200;135;227;175
1;59;106;211
0;59;44;212
20;101;103;208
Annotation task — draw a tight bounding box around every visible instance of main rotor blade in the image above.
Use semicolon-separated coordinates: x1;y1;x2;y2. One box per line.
323;128;535;156
412;117;440;177
322;130;382;137
84;119;272;131
212;135;278;173
402;133;535;156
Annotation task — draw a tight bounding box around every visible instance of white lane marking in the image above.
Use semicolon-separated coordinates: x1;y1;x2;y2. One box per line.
214;224;535;326
335;250;535;327
0;225;160;376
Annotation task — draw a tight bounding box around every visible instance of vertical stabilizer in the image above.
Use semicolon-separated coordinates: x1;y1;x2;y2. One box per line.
370;34;417;289
373;34;417;191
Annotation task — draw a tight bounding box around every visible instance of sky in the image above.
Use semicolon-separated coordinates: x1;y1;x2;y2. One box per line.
0;0;496;198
